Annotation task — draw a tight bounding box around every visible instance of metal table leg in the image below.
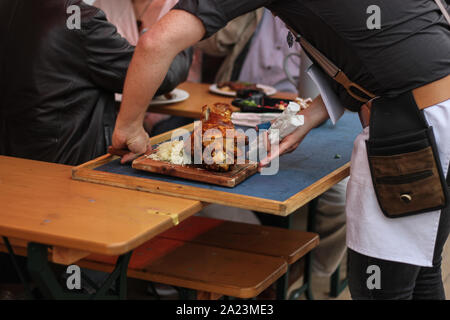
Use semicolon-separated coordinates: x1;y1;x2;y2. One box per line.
287;198;317;300
330;263;348;298
27;242;132;300
255;211;314;300
2;237;35;299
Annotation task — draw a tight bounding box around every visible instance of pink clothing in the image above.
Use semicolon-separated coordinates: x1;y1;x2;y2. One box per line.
93;0;201;82
93;0;140;45
140;0;178;29
92;0;177;43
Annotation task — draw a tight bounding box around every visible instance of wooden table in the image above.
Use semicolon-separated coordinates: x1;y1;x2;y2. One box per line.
73;112;361;216
0;156;203;299
71;112;361;299
150;82;298;119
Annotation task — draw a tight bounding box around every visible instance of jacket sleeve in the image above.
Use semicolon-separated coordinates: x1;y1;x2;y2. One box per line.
80;4;135;93
80;4;192;95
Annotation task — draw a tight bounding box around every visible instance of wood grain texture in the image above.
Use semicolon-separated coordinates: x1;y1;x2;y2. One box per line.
0;239;286;298
0;156;203;255
81;238;287;299
159;216;319;265
132;155;258;188
72;166;286;214
52;247;89;265
72;152;349;215
283;164;350;215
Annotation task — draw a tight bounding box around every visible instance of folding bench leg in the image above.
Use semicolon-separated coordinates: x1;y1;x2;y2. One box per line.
329;263;348;298
287;198;317;300
254;212;292;300
255;209;315;300
2;237;35;299
27;242;132;300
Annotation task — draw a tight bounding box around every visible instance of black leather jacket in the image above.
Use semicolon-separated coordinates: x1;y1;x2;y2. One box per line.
0;0;192;165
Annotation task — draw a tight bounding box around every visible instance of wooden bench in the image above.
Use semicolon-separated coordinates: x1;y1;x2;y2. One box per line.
1;217;318;299
158;216;318;265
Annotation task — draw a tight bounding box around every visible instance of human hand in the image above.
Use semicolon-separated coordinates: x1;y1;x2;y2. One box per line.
111;124;151;164
258;125;308;171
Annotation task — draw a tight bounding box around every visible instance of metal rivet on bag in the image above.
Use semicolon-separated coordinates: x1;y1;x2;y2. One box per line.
400;194;412;203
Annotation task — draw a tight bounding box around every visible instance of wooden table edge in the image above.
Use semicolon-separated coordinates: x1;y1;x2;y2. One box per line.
281;163;351;216
0;200;204;257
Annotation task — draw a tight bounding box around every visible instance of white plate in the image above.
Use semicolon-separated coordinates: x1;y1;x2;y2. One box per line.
209;83;277;97
115;88;190;105
150;88;190;106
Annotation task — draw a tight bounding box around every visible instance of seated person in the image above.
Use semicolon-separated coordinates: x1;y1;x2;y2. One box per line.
198;8;300;93
0;0;191;166
0;0;192;297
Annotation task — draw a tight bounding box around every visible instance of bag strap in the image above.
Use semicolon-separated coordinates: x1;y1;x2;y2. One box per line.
435;0;450;25
288;1;449;103
297;36;376;103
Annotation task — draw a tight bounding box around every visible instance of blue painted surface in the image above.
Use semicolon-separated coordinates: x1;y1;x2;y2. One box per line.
95;112;362;202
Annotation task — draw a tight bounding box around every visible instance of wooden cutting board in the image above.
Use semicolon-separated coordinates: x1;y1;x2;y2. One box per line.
132;154;258;188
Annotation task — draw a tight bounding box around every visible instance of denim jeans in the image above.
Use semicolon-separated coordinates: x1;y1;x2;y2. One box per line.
348;183;450;300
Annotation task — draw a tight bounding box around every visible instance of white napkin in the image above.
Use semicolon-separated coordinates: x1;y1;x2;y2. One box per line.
231;112;279;127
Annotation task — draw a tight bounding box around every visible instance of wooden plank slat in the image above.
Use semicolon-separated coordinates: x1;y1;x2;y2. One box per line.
81;239;287;299
159;216;319;265
72;166;287;214
0;156;203;255
72;152;348;215
52;247;89;265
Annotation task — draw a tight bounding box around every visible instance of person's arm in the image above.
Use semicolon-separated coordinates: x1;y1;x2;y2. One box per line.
112;9;205;163
259;95;330;169
155;47;193;96
112;0;273;163
81;5;193;95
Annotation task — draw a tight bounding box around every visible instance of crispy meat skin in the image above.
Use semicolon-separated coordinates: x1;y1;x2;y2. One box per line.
186;103;245;172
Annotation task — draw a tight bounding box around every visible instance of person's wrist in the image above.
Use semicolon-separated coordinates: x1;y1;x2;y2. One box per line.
299;109;315;132
115;113;144;135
